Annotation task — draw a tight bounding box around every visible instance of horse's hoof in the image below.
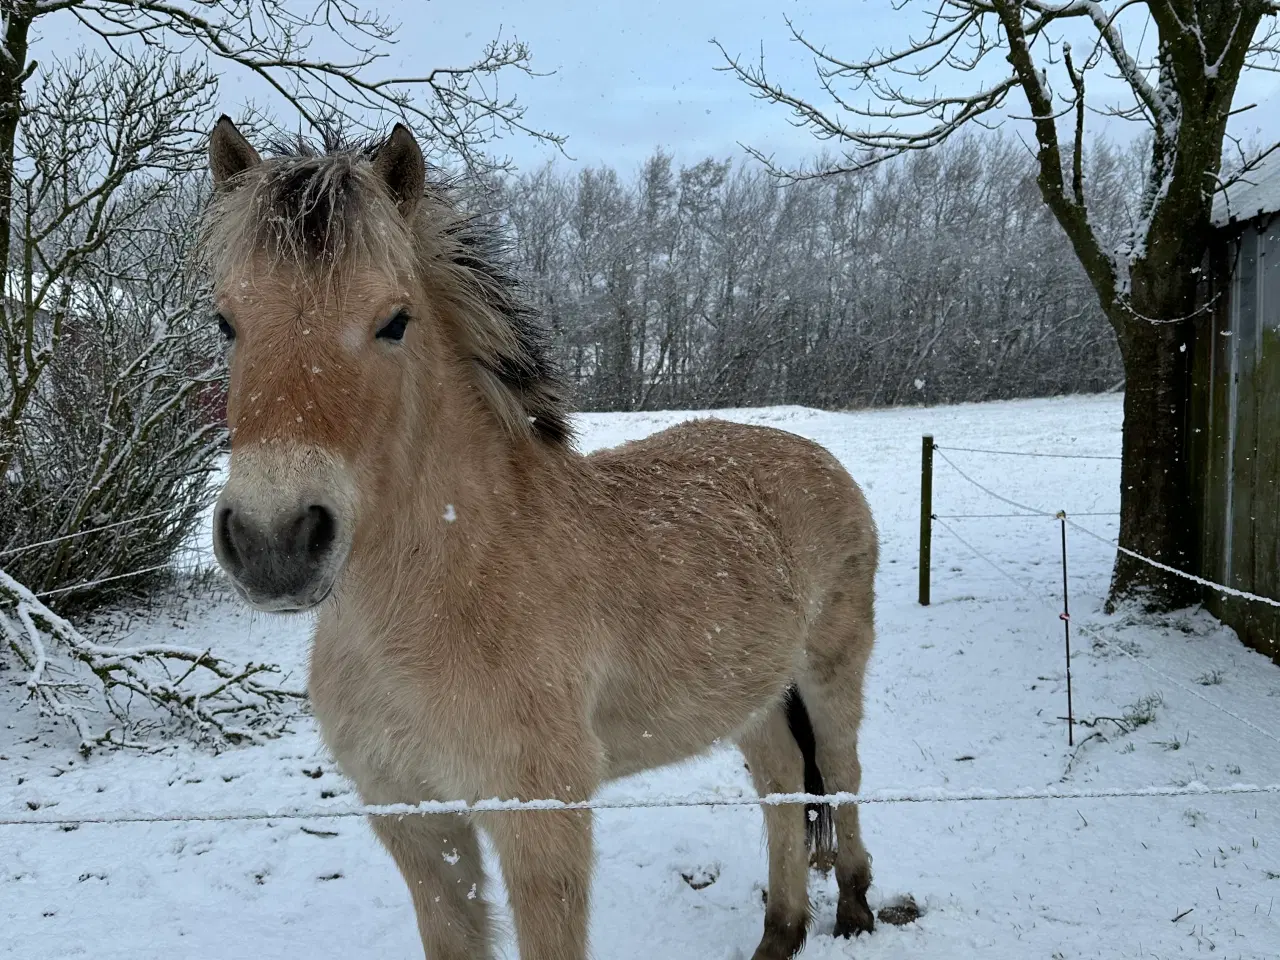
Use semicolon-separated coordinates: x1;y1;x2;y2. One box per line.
834;894;875;938
876;894;922;928
750;916;807;960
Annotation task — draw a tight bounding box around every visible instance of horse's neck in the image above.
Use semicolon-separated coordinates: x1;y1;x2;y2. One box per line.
346;406;583;609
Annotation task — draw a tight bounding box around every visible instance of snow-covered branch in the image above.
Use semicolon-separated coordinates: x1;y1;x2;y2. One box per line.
715;0;1191;175
1;568;304;754
721;0;1276;307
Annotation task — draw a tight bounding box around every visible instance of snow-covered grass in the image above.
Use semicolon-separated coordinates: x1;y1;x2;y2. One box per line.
4;394;1280;959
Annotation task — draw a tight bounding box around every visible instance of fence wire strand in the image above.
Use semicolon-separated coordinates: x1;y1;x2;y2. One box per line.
32;564;175;599
0;512;173;559
933;447;1058;516
5;438;1277;831
6;781;1280;828
934;444;1280;611
934;512;1119;520
931;519;1280;751
935;444;1121;461
1064;517;1280;611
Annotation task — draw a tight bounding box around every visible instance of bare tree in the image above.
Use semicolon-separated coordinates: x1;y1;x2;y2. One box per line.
0;0;558;481
0;51;304;749
719;2;1280;610
1;0;561;568
1;52;216;504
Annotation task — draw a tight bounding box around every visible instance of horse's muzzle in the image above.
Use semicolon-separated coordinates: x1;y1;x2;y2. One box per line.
211;446;355;614
214;502;340;612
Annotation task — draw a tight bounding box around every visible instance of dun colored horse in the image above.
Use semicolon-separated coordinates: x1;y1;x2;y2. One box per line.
202;116;880;960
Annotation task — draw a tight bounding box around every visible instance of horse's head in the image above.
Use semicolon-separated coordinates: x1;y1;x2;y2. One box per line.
200;117;572;614
202;117;428;612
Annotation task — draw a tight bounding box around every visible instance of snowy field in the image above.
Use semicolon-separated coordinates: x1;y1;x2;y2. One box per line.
4;393;1280;959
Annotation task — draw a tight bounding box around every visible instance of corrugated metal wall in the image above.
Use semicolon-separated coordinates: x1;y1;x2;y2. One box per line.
1192;216;1280;663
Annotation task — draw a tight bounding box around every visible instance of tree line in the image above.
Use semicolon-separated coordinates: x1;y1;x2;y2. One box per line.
495;133;1144;413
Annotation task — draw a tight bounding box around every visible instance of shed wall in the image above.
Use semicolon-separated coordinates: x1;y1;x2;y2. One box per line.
1194;216;1280;662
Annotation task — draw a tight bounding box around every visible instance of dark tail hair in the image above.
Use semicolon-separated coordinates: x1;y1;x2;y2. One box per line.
782;685;836;868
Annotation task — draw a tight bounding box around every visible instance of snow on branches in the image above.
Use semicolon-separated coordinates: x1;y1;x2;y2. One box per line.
0;568;304;755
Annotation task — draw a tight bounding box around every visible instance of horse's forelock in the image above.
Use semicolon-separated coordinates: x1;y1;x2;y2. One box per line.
201;152;415;279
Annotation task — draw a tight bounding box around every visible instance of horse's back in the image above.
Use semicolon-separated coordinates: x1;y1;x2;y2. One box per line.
587;416;876;572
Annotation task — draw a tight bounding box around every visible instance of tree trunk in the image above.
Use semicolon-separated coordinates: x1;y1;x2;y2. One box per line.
0;10;33;481
1107;306;1199;611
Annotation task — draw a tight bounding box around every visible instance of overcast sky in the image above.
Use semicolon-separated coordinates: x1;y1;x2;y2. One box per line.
34;0;1280;175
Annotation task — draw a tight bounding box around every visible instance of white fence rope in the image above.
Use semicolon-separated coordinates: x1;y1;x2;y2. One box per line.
6;781;1280;828
932;517;1280;750
935;443;1121;461
932;517;1048;605
1074;618;1280;749
1064;517;1280;610
4;440;1276;831
935;444;1280;611
4;513;1277;831
935;511;1119;519
933;447;1056;516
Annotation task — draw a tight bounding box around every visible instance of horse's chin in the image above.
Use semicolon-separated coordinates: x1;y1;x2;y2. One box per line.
229;579;335;615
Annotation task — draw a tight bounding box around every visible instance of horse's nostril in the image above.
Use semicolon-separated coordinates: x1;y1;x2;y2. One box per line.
300;504;336;560
215;506;242;569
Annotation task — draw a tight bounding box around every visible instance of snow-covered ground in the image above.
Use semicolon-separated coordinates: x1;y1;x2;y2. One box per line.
4;394;1280;959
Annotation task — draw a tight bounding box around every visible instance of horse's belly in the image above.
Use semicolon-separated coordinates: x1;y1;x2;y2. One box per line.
592;623;797;780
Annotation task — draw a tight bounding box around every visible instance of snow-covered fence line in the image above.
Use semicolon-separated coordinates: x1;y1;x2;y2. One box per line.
923;437;1280;612
919;440;1280;758
932;513;1280;753
1065;517;1280;611
932;443;1121;462
4;781;1280;829
916;436;1121;605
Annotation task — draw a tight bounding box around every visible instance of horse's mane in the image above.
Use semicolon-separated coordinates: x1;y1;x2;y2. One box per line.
198;130;574;448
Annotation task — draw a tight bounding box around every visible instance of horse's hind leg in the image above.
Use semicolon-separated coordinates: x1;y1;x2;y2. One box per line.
736;704;812;960
800;588;877;939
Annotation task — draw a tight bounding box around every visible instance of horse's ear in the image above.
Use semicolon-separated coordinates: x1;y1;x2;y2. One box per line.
209;115;262;188
372;123;425;220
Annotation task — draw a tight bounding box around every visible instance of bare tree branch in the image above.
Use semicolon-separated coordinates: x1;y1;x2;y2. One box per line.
2;567;303;754
58;0;562;171
1064;42;1088;206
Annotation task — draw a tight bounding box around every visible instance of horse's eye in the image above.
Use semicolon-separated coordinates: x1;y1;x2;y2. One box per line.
215;313;236;342
377;309;410;342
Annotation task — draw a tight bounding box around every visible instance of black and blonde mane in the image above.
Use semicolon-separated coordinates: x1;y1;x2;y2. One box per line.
199;132;573;447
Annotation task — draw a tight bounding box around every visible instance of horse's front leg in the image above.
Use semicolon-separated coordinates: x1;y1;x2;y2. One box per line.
367;804;493;960
478;727;600;960
481;805;594;960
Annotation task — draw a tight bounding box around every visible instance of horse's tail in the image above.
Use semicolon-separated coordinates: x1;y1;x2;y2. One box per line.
782;684;836;870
